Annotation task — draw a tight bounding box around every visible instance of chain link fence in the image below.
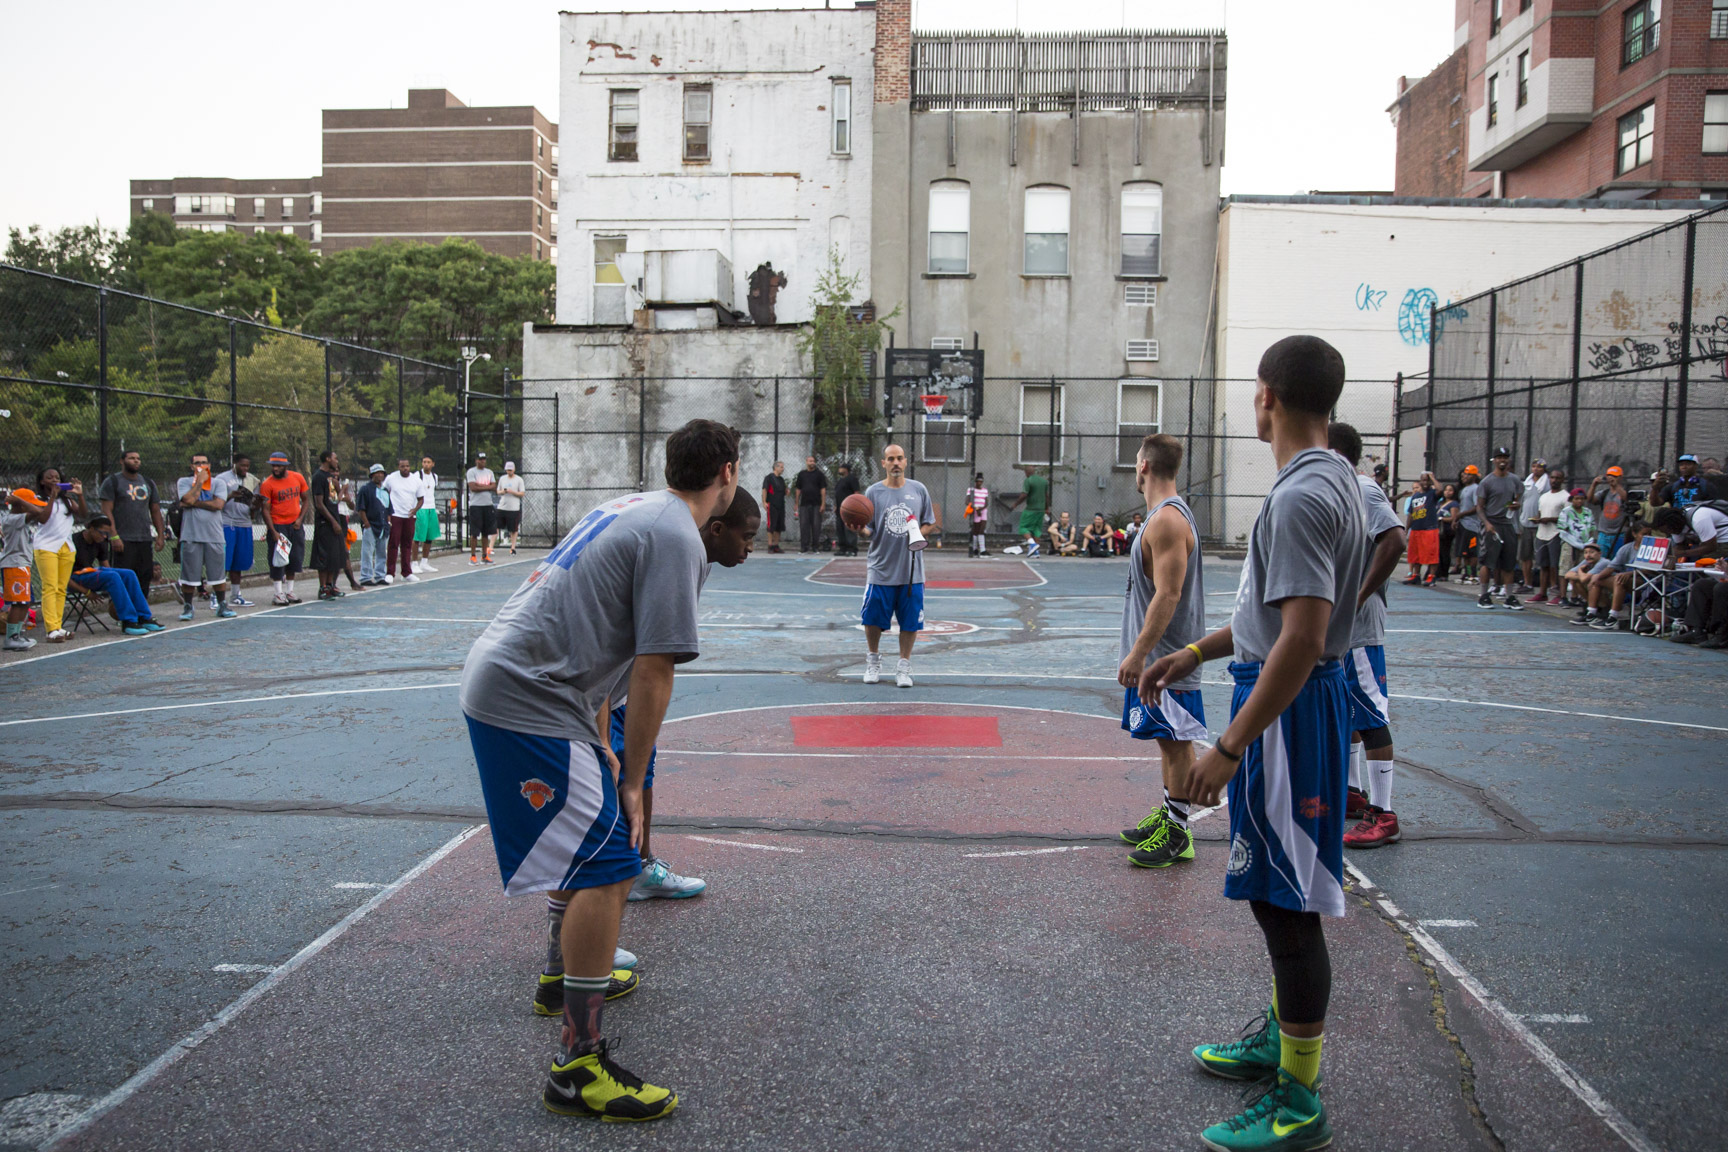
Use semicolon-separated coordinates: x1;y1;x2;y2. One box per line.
1406;201;1728;486
0;263;465;585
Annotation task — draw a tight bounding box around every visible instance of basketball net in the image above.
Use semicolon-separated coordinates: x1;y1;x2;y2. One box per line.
920;394;946;422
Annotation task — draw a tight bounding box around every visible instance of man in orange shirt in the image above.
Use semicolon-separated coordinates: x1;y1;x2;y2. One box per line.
258;451;310;605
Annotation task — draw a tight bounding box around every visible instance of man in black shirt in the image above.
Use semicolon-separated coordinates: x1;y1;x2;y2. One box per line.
761;461;788;553
309;451;351;600
793;454;828;553
833;462;861;556
68;516;163;634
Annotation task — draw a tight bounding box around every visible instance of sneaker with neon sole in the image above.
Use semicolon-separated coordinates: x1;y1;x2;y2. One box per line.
1194;1007;1282;1082
532;969;641;1016
1200;1070;1331;1152
1119;805;1168;845
1128;821;1194;868
542;1040;677;1122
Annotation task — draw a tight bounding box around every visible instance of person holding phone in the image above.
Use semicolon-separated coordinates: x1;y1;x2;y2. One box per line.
32;467;88;643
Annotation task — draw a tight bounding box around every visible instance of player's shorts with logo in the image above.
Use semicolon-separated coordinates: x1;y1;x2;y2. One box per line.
466;714;644;896
1345;645;1389;731
860;581;924;632
1223;659;1349;918
1120;685;1208;742
609;704;657;790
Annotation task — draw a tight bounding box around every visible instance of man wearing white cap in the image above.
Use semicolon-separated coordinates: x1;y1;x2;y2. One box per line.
497;461;526;554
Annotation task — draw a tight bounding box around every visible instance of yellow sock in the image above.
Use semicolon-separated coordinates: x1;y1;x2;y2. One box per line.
1280;1030;1323;1089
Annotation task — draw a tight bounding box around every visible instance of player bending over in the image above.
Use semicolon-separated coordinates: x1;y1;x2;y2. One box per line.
1329;422;1408;850
1115;433;1209;869
1143;335;1364;1151
533;489;761;1018
461;418;739;1123
859;443;933;688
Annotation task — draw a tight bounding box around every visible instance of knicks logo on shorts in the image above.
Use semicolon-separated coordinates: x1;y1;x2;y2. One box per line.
1227;834;1252;876
520;778;556;810
1299;796;1329;820
1128;706;1147;730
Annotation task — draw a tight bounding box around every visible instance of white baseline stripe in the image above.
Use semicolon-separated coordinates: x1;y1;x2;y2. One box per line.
43;825;484;1151
684;835;802;853
0;682;459;728
211;964;277;974
1345;860;1657;1152
1390;692;1728;734
254;615;492;624
964;845;1086;858
331;882;388;890
1520;1014;1592;1024
1417;919;1479;928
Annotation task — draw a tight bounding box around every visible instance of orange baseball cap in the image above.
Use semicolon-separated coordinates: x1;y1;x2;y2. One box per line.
1606;466;1624;477
9;487;47;508
1463;465;1480;475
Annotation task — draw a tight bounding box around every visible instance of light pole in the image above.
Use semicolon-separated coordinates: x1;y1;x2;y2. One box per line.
460;345;490;539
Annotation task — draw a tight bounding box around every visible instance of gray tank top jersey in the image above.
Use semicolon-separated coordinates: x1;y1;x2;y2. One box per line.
1120;496;1205;692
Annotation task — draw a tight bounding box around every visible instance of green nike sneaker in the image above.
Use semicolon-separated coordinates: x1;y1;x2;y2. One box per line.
1200;1070;1331;1151
1129;821;1194;868
1193;1007;1280;1081
1119;805;1168;845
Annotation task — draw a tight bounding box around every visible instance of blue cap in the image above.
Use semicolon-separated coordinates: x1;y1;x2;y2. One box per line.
1679;453;1698;463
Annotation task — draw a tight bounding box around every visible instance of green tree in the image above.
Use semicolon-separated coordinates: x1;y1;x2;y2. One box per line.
136;229;324;327
797;246;895;465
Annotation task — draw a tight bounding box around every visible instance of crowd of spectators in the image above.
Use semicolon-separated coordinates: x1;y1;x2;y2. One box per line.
1;446;503;651
1391;450;1728;648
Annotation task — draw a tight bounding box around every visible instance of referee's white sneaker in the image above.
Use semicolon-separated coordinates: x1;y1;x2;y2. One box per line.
863;654;882;684
628;857;706;902
896;659;914;688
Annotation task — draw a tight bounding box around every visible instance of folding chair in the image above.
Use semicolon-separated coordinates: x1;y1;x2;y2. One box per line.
63;586;113;635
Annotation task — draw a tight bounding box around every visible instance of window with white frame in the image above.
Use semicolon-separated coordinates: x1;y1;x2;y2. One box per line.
1024;186;1070;275
1487;74;1500;128
832;80;852;154
1705;92;1728;153
176;194;233;216
311;193;321;215
928;181;970;274
1617;101;1655;173
281;226;294;235
920;417;968;463
609;90;639;161
683;85;712;161
1121;183;1162;276
141;198;153;212
593;236;628;323
311;221;321;243
550;245;559;261
283;197;295;217
253;197;266;218
1116;380;1162;467
1019;383;1065;464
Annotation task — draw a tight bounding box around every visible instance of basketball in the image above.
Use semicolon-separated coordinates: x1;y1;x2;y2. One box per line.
840;492;874;529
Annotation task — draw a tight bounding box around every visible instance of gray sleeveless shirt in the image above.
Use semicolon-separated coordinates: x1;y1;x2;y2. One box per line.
1120;496;1205;692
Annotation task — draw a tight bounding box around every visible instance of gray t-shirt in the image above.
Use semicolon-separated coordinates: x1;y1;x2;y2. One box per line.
1350;473;1404;649
1;511;34;569
1459;482;1482;531
215;469;256;528
98;473;158;541
460;490;707;743
1120;496;1204;692
176;474;234;546
1231;448;1367;665
864;479;933;587
1477;472;1521;527
497;475;525;512
465;467;496;507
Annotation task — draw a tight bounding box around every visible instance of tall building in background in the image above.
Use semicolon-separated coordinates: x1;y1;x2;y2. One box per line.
1394;0;1728;199
130;89;557;260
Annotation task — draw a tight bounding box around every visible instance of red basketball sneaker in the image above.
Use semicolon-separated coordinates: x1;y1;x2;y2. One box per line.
1345;786;1370;821
1344;808;1401;849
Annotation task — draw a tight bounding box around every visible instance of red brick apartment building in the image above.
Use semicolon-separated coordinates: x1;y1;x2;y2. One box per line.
131;89;558;261
1392;0;1728;199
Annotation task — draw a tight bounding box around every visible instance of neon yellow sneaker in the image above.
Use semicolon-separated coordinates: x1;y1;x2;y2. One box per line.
1200;1070;1330;1151
1129;821;1194;868
533;969;640;1016
1193;1007;1280;1080
1119;805;1168;845
543;1041;678;1122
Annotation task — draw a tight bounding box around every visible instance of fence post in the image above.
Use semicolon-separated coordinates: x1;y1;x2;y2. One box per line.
1567;260;1583;474
323;341;333;452
1524;376;1534;467
773;376;781;461
396;355;406;459
1391;372;1402;488
552;392;561;538
637;376;647;491
1425;304;1437;473
1484;291;1498;464
1675;216;1697;459
228;321;239;464
97;288;109;479
1185;376;1196;495
502;369;512;466
1659;378;1670;467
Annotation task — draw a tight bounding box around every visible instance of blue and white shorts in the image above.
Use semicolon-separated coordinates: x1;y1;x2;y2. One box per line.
1222;660;1350;918
1121;685;1208;742
466;715;644;896
1345;646;1389;732
609;704;657;790
861;582;925;632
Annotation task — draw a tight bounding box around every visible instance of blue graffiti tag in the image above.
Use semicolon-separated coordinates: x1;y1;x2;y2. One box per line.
1354;282;1388;312
1398;287;1440;346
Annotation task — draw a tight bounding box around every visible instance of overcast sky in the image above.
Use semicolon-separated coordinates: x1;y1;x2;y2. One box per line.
0;0;1453;239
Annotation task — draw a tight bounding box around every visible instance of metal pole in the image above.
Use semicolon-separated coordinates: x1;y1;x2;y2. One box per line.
1391;372;1403;491
1426;303;1437;473
1567;261;1583;474
228;321;239;463
97;288;109;480
459;356;470;534
323;341;334;452
1484;291;1498;466
1524;376;1534;470
774;376;781;461
1659;377;1670;467
396;355;406;459
1185;376;1196;495
552;392;561;537
637;376;647;491
502;369;512;468
1675;217;1697;459
1071;33;1081;166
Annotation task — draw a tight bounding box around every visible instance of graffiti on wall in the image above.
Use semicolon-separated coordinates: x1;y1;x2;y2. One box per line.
1666;315;1728;381
1354;283;1466;346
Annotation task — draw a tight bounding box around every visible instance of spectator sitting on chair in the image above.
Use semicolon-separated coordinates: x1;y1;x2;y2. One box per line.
1561;543;1603;608
1047;512;1079;556
69;516;163;635
1654;504;1727;563
1672;558;1728;648
1574;520;1648;630
215;453;257;606
1081;512;1112;557
3;488;52;651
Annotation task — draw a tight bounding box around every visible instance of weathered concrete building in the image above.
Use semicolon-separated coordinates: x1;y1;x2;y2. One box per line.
869;2;1227;530
555;7;876;325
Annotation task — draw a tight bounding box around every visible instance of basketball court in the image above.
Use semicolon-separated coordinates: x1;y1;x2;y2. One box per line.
1;550;1722;1151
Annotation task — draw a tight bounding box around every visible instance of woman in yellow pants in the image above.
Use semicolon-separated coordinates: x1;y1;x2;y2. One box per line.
33;468;88;643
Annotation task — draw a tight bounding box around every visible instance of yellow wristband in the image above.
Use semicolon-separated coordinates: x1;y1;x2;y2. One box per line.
1184;643;1205;664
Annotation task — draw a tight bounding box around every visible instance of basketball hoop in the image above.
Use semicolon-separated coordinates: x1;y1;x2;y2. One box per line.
921;394;947;422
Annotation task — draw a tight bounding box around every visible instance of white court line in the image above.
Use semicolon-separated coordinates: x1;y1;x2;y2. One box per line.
0;682;461;728
1387;628;1583;634
211;964;278;974
0;882;60;898
1417;919;1479;928
251;615;493;624
1345;860;1657;1152
684;835;803;853
43;824;484;1152
964;845;1087;858
1520;1014;1592;1025
331;882;388;889
1390;692;1728;734
0;553;538;672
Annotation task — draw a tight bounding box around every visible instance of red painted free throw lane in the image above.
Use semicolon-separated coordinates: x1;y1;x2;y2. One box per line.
791;714;1001;748
926;579;975;588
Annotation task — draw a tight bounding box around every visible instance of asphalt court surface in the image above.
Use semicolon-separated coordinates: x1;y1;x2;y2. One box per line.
1;548;1723;1151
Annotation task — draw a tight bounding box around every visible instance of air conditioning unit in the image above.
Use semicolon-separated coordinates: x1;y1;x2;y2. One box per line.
641;250;735;310
1124;283;1156;307
930;336;965;350
1126;339;1159;362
